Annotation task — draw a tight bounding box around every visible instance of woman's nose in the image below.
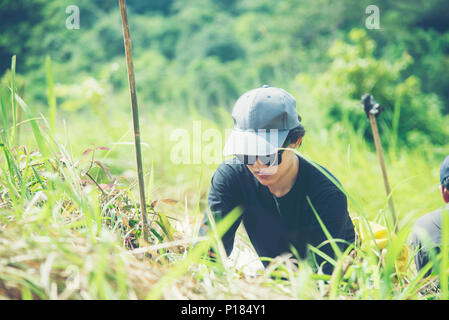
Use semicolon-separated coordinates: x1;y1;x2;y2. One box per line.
253;158;268;168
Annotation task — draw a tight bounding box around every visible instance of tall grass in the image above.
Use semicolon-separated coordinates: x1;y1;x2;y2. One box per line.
1;57;448;300
45;56;57;133
10;56;17;147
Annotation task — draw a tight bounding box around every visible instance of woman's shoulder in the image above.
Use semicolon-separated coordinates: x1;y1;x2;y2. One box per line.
299;155;346;200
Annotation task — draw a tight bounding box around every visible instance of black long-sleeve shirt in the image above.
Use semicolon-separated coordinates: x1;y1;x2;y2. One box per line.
200;154;355;274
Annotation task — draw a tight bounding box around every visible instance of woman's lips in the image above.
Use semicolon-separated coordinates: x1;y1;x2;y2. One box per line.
255;172;274;179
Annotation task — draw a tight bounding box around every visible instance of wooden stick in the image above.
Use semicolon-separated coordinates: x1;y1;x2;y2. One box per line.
368;112;398;233
118;0;150;243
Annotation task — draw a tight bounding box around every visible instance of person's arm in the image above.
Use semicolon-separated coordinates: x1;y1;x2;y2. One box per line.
306;189;355;274
199;163;243;257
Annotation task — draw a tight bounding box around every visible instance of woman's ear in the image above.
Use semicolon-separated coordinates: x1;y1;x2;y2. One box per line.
441;186;449;203
292;137;303;149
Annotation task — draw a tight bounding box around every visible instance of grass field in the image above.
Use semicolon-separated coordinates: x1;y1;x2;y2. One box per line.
1;57;448;300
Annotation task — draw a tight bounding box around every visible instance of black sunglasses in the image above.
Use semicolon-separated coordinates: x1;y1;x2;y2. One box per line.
236;149;285;166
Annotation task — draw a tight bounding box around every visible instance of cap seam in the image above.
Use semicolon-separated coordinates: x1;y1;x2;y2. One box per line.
249;88;262;127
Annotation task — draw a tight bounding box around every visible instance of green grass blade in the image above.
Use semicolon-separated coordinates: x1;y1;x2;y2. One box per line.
10;55;17;146
306;195;342;258
398;259;435;299
329;245;355;299
146;207;242;299
0;90;9;146
45;56;56;132
381;228;409;299
291;148;381;254
31;166;46;190
14;92;49;157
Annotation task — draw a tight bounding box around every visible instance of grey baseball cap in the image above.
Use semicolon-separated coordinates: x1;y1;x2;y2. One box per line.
223;85;300;156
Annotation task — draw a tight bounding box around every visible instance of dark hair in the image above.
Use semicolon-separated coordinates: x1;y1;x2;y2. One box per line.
443;176;449;190
282;115;306;147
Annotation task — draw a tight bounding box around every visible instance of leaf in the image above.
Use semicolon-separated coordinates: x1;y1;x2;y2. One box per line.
82;146;109;158
94;160;112;179
121;217;131;230
0;89;9;145
14;93;49;157
31;166;45;190
81;148;93;157
151;198;178;208
157;211;175;241
128;218;139;228
150;228;163;242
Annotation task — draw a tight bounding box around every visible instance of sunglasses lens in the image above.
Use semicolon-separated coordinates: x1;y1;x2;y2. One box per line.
236;154;257;165
236;151;284;166
258;153;277;166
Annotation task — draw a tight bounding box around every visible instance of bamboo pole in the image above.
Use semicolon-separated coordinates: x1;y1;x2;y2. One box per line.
118;0;150;243
368;112;398;233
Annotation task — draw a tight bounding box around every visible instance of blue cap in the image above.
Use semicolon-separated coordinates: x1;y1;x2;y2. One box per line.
441;155;449;185
223;85;300;156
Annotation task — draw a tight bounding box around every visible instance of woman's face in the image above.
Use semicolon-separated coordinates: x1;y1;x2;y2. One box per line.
246;146;296;187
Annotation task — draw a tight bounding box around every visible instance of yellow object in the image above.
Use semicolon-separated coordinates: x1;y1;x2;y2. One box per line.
352;217;409;275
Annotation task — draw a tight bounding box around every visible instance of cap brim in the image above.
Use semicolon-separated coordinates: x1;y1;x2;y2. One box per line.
223;129;289;156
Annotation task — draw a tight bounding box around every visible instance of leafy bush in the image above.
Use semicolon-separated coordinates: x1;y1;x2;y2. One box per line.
294;29;449;148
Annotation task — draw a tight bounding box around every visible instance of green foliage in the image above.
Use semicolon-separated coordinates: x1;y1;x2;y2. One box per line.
1;0;449;300
294;29;449;148
2;0;448;146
